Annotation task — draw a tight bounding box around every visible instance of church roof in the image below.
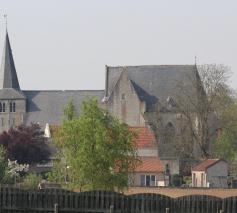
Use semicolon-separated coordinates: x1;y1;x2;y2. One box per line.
0;88;26;100
23;90;104;126
106;65;199;110
0;31;20;89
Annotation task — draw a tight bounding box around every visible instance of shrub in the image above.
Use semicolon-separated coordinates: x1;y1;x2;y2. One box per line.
23;173;42;189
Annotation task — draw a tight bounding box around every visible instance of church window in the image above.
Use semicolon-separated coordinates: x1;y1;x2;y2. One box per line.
2;103;5;112
9;102;16;112
13;102;16;112
164;122;175;143
10;102;12;112
121;93;126;100
0;103;2;112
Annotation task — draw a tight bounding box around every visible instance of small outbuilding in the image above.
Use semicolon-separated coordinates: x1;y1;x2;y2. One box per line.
192;159;228;188
130;156;166;187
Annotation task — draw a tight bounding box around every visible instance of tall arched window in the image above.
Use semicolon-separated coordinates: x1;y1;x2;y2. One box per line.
3;103;5;112
0;103;2;112
10;102;13;112
13;102;16;112
9;102;16;112
164;122;175;143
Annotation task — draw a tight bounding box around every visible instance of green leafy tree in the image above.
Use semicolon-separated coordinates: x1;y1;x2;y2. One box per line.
212;93;237;162
51;98;139;191
63;99;76;121
0;145;7;182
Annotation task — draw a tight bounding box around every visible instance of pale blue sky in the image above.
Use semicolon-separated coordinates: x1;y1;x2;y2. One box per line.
0;0;237;90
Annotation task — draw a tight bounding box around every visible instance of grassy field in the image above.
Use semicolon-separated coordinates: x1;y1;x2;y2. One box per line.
124;187;237;198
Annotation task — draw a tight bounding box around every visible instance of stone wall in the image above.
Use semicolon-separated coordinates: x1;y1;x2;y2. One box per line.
106;70;145;126
0;99;26;132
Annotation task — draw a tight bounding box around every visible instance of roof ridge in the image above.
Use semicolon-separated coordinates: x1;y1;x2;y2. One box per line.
107;64;195;69
23;90;104;92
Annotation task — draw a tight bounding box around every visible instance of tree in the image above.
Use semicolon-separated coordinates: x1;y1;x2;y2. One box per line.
63;98;76;121
171;64;231;159
51;98;139;191
0;145;7;181
212;93;237;162
0;123;50;164
7;159;29;184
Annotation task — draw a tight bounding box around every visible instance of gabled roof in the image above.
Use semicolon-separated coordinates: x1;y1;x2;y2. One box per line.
134;156;164;173
130;127;157;149
192;159;226;172
105;65;198;111
0;31;20;89
23;90;104;126
0;88;26;99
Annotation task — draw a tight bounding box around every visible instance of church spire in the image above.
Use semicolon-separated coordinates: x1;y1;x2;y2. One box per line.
0;30;20;89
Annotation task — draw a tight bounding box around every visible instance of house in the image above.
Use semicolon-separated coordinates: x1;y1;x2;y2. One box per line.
129;127;168;186
131;156;166;187
191;159;228;188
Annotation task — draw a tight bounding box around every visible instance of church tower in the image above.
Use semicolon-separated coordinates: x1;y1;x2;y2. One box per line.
0;31;26;132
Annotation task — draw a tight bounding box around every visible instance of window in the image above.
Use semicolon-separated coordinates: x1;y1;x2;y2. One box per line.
146;175;151;186
10;102;12;112
0;103;2;112
2;103;5;112
121;93;125;100
9;102;16;112
13;102;16;112
164;122;175;143
140;174;156;186
150;175;156;186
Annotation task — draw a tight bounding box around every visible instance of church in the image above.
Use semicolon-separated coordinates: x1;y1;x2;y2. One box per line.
0;31;203;175
0;31;104;133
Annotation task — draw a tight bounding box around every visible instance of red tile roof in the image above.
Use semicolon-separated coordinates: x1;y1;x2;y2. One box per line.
130;127;157;149
134;157;164;173
192;159;224;171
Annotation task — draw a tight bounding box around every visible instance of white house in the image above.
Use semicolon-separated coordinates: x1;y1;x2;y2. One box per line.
192;159;228;188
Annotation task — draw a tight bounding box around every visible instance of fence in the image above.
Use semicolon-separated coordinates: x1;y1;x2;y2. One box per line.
0;187;236;212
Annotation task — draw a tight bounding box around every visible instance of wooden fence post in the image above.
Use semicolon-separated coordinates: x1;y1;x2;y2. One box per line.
110;205;114;213
166;208;170;213
54;203;59;213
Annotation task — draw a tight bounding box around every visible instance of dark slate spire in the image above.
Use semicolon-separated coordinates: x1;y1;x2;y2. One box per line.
0;31;20;89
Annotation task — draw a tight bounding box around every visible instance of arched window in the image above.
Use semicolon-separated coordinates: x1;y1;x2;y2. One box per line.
13;102;16;112
0;103;2;112
2;103;5;112
10;102;13;112
164;122;175;143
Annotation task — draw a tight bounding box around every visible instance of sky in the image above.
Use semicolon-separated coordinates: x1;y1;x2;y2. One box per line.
0;0;237;90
